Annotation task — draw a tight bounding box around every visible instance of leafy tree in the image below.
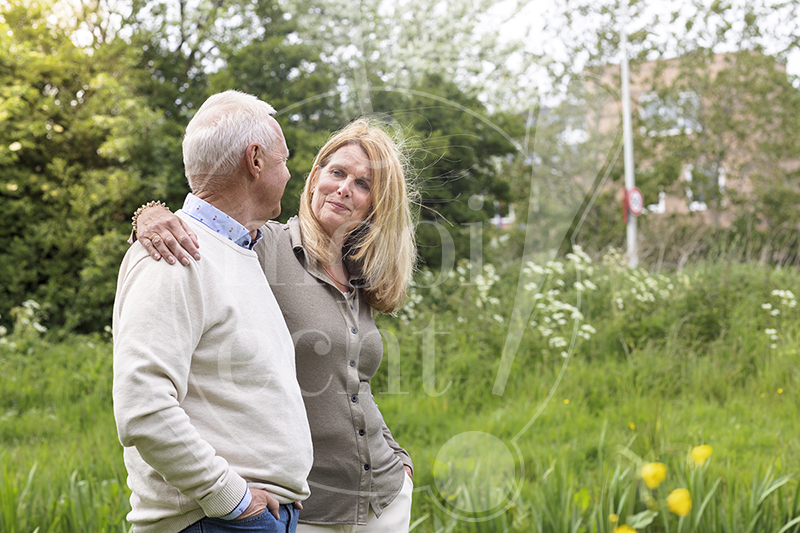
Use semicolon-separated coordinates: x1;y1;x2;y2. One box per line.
285;0;540;111
206;4;343;220
0;0;171;332
636;51;800;227
370;73;521;267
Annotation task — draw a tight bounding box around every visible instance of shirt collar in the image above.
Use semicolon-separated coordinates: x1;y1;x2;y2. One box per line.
286;216;304;254
182;193;263;250
286;216;359;295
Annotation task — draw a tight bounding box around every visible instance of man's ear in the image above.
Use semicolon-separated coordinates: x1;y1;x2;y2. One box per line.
245;143;264;179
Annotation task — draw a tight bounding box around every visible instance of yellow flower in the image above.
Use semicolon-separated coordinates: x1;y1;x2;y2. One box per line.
629;422;636;430
667;488;692;516
614;526;636;533
609;513;619;523
564;399;570;404
641;462;667;489
778;388;784;394
690;445;713;466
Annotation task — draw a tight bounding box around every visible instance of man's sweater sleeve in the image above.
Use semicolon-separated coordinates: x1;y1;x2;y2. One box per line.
112;250;248;518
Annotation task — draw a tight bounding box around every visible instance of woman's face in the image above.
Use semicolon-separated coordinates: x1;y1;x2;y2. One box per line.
311;144;374;239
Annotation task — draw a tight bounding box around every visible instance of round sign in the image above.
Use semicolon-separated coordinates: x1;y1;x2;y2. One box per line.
626;187;644;216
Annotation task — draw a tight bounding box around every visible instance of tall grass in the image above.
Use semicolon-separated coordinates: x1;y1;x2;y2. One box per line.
2;251;800;531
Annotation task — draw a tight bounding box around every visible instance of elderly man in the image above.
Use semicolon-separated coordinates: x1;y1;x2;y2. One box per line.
112;90;312;533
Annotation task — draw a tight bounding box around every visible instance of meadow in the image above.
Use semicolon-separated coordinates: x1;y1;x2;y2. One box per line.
2;248;800;532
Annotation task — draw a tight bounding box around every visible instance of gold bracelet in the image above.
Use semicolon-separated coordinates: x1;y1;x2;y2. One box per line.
131;200;170;236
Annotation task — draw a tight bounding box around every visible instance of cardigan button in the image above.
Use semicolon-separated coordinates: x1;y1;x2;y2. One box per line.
351;327;358;334
364;464;370;471
351;395;358;403
349;360;356;367
358;429;365;436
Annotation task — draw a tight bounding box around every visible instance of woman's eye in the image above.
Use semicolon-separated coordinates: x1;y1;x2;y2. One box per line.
357;180;370;190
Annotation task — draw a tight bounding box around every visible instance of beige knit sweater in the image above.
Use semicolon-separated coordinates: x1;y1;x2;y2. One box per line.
113;212;313;533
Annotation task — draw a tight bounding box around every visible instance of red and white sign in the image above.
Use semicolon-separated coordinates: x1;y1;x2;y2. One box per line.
626;187;644;216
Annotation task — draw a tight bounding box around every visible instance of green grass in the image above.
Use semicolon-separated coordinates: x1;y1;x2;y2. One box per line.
2;252;800;531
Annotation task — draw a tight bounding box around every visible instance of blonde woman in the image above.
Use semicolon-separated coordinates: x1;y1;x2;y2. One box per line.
134;118;417;533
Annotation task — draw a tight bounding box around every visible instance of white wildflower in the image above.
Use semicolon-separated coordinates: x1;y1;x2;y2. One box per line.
546;261;565;275
538;326;553;337
549;336;568;348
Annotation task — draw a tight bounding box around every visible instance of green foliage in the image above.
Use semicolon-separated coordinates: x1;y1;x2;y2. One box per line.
0;0;523;332
4;253;800;531
371;73;521;267
0;333;128;532
0;0;179;332
207;6;343;221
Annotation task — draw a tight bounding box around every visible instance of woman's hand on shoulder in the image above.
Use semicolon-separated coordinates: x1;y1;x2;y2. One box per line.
138;206;201;266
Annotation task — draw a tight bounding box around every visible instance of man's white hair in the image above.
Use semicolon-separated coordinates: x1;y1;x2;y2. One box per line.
183;90;278;191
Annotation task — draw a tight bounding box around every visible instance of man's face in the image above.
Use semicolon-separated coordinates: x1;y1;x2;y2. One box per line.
256;119;291;220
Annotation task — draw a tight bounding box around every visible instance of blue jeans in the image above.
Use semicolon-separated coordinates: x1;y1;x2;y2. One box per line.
180;504;298;533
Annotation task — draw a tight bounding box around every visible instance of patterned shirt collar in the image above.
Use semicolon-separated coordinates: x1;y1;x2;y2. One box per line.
182;193;262;250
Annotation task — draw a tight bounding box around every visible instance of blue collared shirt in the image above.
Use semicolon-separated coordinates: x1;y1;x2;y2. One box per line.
182;193;262;250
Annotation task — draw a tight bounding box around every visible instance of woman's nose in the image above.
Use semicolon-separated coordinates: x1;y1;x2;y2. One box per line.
337;179;352;197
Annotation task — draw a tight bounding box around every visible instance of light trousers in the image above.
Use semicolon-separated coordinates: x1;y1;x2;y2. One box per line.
297;475;413;533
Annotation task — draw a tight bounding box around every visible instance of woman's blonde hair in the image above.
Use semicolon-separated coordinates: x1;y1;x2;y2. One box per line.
299;118;417;314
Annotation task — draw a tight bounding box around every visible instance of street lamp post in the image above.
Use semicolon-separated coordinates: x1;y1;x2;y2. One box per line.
620;8;638;268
